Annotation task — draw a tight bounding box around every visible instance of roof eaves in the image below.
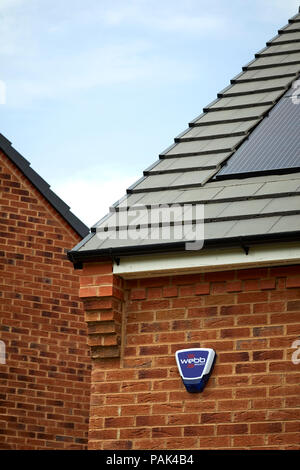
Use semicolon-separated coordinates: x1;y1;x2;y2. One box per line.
67;230;300;264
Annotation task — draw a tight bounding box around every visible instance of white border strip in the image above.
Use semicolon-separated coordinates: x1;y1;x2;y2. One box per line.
113;242;300;278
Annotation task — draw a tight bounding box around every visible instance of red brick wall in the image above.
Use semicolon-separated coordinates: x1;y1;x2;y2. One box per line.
80;261;300;450
0;151;91;449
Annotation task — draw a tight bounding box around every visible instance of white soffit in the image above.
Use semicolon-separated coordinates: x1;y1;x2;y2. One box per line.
113;242;300;278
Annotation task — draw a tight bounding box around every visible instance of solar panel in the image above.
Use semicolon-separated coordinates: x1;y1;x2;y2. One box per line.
216;82;300;179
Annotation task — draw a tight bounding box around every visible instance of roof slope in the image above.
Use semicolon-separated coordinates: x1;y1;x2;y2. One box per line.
69;9;300;262
0;133;89;238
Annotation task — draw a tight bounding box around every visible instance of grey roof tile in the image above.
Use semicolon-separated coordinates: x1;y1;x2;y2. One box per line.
260;42;300;54
204;220;237;240
222;76;294;95
248;51;300;68
193;106;270;124
164;138;239;156
268;214;300;233
236;64;300;81
211;182;264;199
130;172;181;191
254;178;300;195
208;90;284;110
181;120;257;140
170;169;214;186
224;216;280;238
271;31;300;43
281;22;300;32
150;153;227;172
126;189;182;205
214;198;272;218
133;169;215;191
173;186;224;203
261;195;300;213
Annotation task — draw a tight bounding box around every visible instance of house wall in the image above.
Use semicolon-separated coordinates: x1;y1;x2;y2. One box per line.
80;260;300;450
0;151;91;449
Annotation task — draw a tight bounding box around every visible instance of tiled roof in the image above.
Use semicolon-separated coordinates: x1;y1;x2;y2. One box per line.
0;133;89;239
68;9;300;262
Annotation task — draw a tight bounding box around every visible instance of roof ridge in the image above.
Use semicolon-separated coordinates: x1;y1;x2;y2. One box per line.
0;133;89;239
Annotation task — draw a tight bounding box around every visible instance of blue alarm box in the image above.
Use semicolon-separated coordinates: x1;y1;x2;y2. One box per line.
175;348;216;393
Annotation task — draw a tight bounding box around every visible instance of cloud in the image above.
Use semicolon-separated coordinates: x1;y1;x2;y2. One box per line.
4;40;197;106
102;2;226;36
51;172;136;227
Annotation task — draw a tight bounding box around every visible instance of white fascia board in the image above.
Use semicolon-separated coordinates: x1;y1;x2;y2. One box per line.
113;242;300;278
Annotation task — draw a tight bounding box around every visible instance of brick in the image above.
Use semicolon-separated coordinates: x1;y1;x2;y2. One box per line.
140;300;170;311
218;399;249;412
211;282;227;294
268;409;300;421
220;327;250;339
237;292;268;303
201;412;231;424
244;280;260;291
287;300;300;311
236;387;267;398
79;286;98;298
236;363;266;374
233;411;266;422
162;287;178;298
270;312;299;324
139;345;168;356
105;417;134;428
260;279;276;290
270;265;300;277
250;422;282;434
168;414;199;425
204;294;235;306
252;350;283;361
102;440;133;450
130;289;146;300
269;385;300;397
233;435;265;447
119;428;151;439
236;338;267;350
253;326;284;337
147;287;163;299
237;268;268;280
82;262;112;275
286;277;300;288
152;427;182;438
267;433;300;446
182;425;214;437
180;285;196;296
200;436;231;448
217;424;248;435
195;283;210;295
218;352;249;363
220;304;251;316
226;280;243;292
165;437;198;449
253;302;284;313
133;438;166;450
136;415;166;427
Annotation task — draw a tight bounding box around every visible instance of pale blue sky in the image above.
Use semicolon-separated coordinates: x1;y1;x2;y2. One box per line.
0;0;299;226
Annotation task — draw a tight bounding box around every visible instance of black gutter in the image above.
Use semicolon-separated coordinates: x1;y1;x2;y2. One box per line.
67;230;300;266
0;133;89;239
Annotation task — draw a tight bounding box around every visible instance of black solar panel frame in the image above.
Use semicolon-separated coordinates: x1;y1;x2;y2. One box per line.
216;84;300;180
